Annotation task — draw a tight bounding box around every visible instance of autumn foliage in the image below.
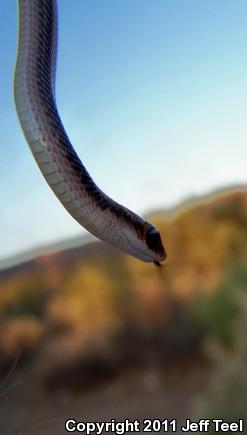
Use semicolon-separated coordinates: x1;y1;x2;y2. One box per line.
0;188;246;397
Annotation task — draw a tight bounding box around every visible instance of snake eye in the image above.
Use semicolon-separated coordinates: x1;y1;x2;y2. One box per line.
145;226;161;250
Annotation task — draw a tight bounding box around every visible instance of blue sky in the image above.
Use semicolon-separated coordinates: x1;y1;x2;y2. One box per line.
1;0;247;261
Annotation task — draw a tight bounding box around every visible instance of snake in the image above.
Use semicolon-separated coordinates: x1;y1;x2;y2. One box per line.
14;0;167;264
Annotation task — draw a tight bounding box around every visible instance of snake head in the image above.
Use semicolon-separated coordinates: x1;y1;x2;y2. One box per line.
144;223;167;263
121;217;167;264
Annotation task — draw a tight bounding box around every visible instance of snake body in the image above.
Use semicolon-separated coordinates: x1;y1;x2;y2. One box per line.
14;0;166;264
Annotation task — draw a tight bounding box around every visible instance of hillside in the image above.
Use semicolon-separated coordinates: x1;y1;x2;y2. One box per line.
0;187;246;433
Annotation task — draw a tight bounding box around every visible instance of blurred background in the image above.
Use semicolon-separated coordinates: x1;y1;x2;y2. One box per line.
0;0;247;434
